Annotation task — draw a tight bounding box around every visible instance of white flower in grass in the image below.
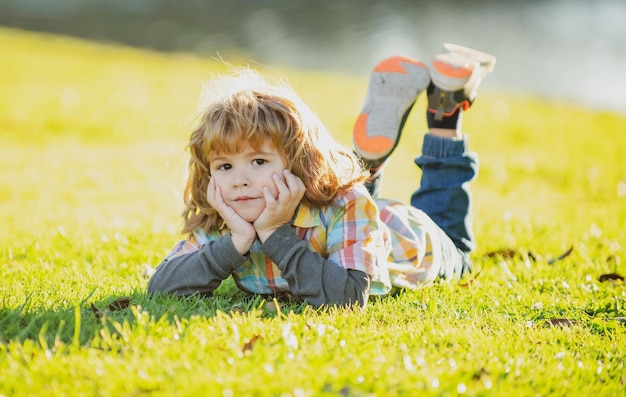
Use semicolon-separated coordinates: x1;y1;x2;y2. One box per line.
282;322;298;349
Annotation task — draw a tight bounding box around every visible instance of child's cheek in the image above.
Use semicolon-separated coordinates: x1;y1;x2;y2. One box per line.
264;183;279;199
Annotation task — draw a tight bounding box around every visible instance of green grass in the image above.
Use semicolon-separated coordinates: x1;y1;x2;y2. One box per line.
1;27;625;396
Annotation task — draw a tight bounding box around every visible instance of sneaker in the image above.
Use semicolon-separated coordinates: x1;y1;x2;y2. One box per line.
443;43;497;77
427;44;496;120
353;55;430;167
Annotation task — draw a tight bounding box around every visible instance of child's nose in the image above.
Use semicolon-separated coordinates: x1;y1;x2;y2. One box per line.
232;169;251;187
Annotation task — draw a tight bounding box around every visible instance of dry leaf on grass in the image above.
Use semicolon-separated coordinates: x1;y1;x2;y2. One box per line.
598;273;624;282
545;318;578;327
89;297;132;319
481;245;574;265
482;248;519;259
108;297;131;311
242;334;261;353
90;303;105;319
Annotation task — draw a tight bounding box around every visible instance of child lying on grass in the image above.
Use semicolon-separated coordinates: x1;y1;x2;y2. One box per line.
148;43;496;307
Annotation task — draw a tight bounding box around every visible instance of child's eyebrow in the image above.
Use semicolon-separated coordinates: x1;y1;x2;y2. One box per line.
209;154;229;162
241;148;279;157
254;150;277;157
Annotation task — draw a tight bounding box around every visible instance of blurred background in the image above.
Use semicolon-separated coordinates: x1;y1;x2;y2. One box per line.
2;0;625;113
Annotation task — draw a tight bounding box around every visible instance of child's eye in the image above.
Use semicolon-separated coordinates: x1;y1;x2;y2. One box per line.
252;159;266;166
216;163;231;171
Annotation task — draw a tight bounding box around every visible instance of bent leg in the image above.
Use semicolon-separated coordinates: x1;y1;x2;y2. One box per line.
378;197;473;283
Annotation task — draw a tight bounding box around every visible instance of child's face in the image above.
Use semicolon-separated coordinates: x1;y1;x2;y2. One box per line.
209;142;287;223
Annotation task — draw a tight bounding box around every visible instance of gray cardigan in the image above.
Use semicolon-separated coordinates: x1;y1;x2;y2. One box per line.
147;224;370;307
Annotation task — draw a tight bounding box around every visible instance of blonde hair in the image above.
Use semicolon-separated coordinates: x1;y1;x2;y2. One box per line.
181;69;368;234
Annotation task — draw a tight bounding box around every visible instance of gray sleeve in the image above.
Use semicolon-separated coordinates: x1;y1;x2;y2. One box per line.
261;224;371;307
147;233;248;297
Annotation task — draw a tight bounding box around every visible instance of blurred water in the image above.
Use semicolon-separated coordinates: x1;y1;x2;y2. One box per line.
2;0;625;112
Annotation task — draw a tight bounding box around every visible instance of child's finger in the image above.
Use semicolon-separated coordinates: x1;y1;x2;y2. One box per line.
207;180;228;212
213;185;224;206
206;178;216;204
283;170;306;199
262;186;277;207
207;179;223;206
272;172;290;198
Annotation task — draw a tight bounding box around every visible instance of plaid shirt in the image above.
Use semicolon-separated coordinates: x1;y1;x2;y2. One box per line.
164;184;438;296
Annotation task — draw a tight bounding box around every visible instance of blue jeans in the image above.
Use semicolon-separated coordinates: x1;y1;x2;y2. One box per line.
367;133;477;279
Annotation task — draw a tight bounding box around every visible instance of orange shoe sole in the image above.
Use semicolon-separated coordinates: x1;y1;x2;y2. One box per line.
353;56;430;162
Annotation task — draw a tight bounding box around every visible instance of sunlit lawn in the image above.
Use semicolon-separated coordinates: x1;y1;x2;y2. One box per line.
1;27;625;396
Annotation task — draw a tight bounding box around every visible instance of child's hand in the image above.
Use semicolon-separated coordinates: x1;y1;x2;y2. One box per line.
207;178;256;255
254;169;306;242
